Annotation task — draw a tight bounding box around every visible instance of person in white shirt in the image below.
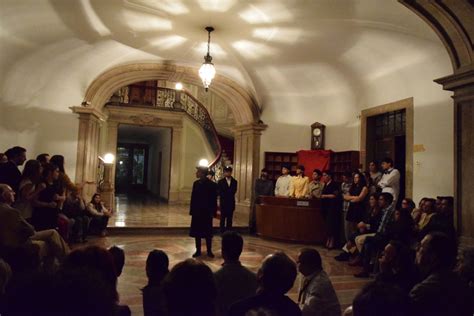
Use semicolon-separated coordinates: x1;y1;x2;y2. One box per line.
378;157;400;204
274;164;292;197
297;248;341;316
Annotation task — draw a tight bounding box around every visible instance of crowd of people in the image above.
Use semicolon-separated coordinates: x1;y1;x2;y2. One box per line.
1;146;473;315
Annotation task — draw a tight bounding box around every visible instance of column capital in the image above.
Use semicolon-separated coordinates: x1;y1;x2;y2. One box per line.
232;123;268;135
435;69;474;101
70;105;108;121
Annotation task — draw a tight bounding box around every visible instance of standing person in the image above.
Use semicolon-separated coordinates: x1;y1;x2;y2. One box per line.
368;161;382;190
0;146;27;194
218;166;238;233
36;153;50;168
251;168;274;233
15;160;42;221
297;248;341;316
87;193;112;237
190;166;217;258
32;163;62;231
275;164;292;197
308;169;324;199
320;171;341;250
343;172;369;242
215;231;257;316
289;165;309;199
378;157;400;205
340;172;352;243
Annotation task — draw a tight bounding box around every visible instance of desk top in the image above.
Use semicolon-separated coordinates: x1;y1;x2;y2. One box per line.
259;196;321;208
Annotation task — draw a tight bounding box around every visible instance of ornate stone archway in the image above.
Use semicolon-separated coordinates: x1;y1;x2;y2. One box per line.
72;63;266;218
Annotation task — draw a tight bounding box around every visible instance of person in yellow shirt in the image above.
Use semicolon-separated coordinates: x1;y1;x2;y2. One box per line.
289;165;309;199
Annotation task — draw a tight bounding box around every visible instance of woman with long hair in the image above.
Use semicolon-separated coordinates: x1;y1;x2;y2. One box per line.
343;172;369;241
15;159;42;220
87;193;112;236
142;250;169;316
32;163;62;231
320;170;341;249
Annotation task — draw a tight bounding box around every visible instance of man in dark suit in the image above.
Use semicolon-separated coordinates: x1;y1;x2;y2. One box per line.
0;146;27;194
218;166;238;233
189;166;217;258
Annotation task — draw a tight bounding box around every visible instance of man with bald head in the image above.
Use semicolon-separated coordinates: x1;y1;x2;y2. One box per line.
229;252;301;316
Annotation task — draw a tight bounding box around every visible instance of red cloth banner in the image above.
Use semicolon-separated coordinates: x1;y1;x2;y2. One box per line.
297;150;332;178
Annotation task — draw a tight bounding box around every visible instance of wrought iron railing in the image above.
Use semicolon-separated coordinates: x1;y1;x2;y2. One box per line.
107;86;222;168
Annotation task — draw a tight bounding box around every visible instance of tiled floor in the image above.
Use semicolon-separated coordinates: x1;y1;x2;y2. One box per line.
78;233;369;315
110;194;248;228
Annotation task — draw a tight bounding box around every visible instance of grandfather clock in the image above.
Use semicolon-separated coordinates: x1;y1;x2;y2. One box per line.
311;122;325;150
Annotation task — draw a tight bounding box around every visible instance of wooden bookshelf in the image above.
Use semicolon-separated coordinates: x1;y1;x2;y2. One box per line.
330;151;360;182
264;152;298;181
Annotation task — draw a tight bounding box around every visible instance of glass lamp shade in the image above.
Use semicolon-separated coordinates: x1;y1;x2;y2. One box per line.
199;61;216;91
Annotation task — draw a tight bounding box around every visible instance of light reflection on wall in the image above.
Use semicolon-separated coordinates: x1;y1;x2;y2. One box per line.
126;0;189;15
239;3;293;24
123;10;172;31
150;35;187;49
232;40;276;59
197;0;236;12
252;27;303;44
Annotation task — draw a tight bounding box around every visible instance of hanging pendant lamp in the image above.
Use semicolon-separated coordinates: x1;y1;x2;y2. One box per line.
198;26;216;92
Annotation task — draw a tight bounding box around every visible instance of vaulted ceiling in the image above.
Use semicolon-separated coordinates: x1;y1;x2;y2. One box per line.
0;0;448;112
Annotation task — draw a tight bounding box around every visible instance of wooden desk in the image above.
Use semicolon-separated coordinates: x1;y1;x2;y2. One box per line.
256;196;326;243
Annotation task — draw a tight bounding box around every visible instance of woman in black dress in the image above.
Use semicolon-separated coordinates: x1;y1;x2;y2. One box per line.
321;170;341;249
344;172;369;240
32;163;62;231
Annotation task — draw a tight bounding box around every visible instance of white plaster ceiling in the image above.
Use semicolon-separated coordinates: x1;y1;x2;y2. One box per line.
0;0;448;113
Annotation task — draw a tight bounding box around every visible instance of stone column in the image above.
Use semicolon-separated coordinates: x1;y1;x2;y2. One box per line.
101;120;119;209
435;70;474;246
71;107;105;203
169;126;183;203
232;123;267;220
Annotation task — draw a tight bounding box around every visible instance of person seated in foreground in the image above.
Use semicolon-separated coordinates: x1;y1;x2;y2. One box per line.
0;146;27;194
87;193;112;236
0;183;69;271
62;186;90;243
163;259;217;316
215;231;258;316
456;247;474;312
416;198;436;231
109;245;125;277
410;232;471;316
375;240;418;293
297;248;340;316
142;249;169;316
418;196;455;240
352;281;410;316
229;252;302;316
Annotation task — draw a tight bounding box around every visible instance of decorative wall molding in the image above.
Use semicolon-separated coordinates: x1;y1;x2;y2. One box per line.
129;114;161;126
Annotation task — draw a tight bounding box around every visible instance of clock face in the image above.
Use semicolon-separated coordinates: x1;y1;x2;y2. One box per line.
313;128;321;136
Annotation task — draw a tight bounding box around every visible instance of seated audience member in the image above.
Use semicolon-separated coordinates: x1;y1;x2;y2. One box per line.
215;231;258;316
289;165;310;199
0;146;27;194
308;169;324;199
417;198;436;231
0;153;8;163
297;248;340;316
87;193;112;236
0;184;69;271
354;192;395;278
63;187;90;243
401;198;415;214
376;240;418;293
343;172;369;243
50;155;77;205
419;196;455;240
163;259;217;316
0;259;12;312
32;163;63;231
456;247;474;312
15;159;42;221
229;252;301;316
411;197;427;224
36;153;50;168
385;207;415;245
352;281;410;316
410;232;471;316
335;193;382;263
64;246;130;316
274;164;292;197
109;246;125;277
142;250;169;316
